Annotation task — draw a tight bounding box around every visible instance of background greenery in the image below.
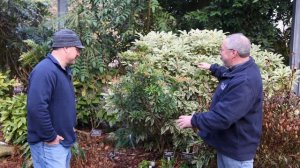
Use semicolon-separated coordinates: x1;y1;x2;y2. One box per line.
0;0;299;167
0;73;29;160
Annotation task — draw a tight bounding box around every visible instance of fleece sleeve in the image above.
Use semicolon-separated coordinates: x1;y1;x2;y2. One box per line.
26;69;57;142
191;79;255;132
209;64;228;81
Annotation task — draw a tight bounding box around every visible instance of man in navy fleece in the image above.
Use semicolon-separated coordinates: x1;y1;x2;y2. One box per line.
27;29;84;168
176;33;263;168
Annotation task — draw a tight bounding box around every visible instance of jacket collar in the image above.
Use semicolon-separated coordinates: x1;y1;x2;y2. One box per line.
46;53;72;76
222;57;254;78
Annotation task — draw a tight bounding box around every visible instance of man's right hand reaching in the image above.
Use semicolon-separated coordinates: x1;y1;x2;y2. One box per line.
195;62;211;70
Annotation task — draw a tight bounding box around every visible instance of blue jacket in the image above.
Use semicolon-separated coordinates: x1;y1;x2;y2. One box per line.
191;57;263;161
27;53;77;147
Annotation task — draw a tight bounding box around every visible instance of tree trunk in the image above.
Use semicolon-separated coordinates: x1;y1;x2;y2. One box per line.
58;0;68;29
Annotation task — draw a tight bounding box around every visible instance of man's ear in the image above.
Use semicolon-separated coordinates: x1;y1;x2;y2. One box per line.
232;50;239;58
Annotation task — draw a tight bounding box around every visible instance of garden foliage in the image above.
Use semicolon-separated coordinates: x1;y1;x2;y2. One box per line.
0;72;29;159
104;29;299;166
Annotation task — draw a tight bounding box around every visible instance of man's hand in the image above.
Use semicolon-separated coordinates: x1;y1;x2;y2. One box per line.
176;115;193;129
195;62;211;70
45;135;64;145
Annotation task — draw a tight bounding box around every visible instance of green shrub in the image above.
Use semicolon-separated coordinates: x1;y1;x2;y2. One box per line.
74;79;104;128
19;39;50;69
103;29;299;166
108;127;137;149
0;94;27;142
103;64;197;151
0;94;29;159
0;72;29;160
0;72;16;97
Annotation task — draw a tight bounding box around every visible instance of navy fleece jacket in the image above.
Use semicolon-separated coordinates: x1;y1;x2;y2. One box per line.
27;53;77;147
191;57;263;161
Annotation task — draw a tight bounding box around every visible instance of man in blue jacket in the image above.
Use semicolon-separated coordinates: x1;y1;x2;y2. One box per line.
176;33;263;168
27;29;84;168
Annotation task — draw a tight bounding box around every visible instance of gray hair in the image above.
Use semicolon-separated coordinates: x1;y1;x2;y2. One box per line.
225;33;251;57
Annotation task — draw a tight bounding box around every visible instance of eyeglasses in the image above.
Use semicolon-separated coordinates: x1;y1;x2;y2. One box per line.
220;48;235;52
